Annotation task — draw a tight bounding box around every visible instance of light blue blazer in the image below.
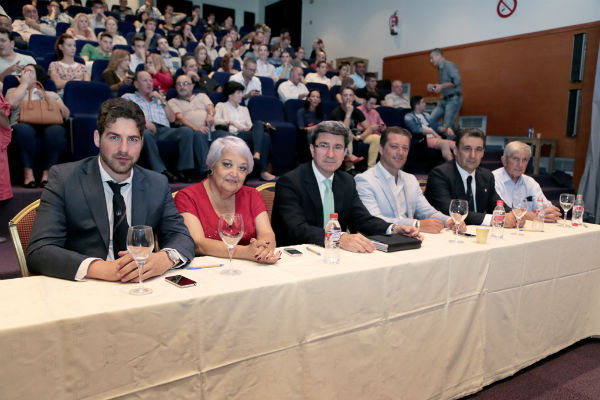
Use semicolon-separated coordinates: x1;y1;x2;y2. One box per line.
355;162;449;226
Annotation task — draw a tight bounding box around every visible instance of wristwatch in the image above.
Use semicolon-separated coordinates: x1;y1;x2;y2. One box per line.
164;249;180;267
415;220;421;229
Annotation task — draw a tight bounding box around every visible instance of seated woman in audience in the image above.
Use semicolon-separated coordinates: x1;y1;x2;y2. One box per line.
104;16;127;46
194;45;214;76
66;13;97;41
215;81;277;181
180;22;198;48
292;46;309;68
145;53;173;94
217;53;239;74
159;12;176;32
168;33;186;56
200;31;218;61
357;94;386;168
296;89;324;145
218;35;243;64
49;34;90;95
305;61;331;88
330;61;355;88
174;136;281;263
102;49;133;92
6;64;70;188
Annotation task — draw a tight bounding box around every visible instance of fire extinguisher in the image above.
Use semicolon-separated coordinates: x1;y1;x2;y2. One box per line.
389;11;399;35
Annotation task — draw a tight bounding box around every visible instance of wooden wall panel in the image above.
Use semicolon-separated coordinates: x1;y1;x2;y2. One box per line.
383;22;600;186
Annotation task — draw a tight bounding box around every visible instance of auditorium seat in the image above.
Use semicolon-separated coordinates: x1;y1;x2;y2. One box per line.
90;59;109;82
211;71;232;88
283;99;304;127
305;82;329;102
76;39;98;56
257;76;276;97
28;34;58;56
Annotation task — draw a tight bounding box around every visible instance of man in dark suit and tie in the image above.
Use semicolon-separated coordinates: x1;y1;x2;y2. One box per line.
425;127;519;227
27;98;195;281
271;121;421;253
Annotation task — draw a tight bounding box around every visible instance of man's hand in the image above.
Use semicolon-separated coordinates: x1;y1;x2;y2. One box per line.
146;121;157;134
504;212;525;228
118;250;175;282
205;114;214;126
419;219;444;233
196;125;209;134
339;232;376;253
544;205;562;222
86;253;137;281
393;225;424;241
446;218;467;233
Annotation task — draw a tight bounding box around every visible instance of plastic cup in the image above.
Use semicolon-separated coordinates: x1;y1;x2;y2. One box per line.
476;227;490;244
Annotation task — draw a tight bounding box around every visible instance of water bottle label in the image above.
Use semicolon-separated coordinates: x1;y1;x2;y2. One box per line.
493;214;505;222
325;229;341;241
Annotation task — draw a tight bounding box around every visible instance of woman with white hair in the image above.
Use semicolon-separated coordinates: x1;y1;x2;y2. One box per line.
174;136;281;264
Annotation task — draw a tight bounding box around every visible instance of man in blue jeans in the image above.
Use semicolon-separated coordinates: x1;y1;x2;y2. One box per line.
427;48;462;135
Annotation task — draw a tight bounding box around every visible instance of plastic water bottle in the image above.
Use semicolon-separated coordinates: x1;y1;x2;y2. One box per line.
324;212;341;264
533;197;545;231
572;194;584;227
492;200;505;239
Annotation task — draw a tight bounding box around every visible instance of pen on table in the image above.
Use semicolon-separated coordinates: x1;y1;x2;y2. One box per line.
305;246;321;256
186;264;224;270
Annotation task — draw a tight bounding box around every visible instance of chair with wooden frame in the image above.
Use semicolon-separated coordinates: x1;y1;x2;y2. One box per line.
8;199;41;277
256;182;276;221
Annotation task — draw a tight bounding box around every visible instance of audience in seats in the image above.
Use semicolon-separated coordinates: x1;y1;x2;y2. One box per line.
357;94;386;168
310;50;332;71
140;17;161;51
404;95;455;161
0;29;36;84
218;35;243;64
102;49;133;92
0;15;27;51
88;0;107;30
136;0;163;20
111;0;133;20
271;120;422;249
278;32;294;57
145;53;173;94
331;86;372;170
268;45;282;67
13;4;56;43
217;53;239;74
305;61;332;88
292;46;309;68
255;44;278;82
168;33;186;57
174;136;281;263
296;89;325;145
0;92;10;201
7;64;69;188
104;16;127;46
214;81;276;181
181;55;221;94
41;1;73;30
310;38;325;59
350;60;367;89
385;80;410;109
355;73;385;105
229;58;262;101
278;66;308;103
122;70;196;183
356;127;463;234
67;13;97;41
194;45;214;76
156;37;180;75
200;31;218;61
221;16;236;32
275;50;293;80
169;74;226;178
204;13;220;33
493;141;561;221
330;62;354;88
81;32;113;63
129;34;146;72
186;5;205;31
179;22;198;48
49;34;90;96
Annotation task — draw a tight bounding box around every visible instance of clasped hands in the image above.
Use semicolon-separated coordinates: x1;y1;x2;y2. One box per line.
246;238;281;264
87;250;174;282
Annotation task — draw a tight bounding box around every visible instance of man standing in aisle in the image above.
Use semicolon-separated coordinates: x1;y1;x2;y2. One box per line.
27;98;194;281
426;48;462;135
271;121;421;251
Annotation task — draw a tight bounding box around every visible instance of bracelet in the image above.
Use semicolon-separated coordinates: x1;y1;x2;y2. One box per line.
415;220;420;229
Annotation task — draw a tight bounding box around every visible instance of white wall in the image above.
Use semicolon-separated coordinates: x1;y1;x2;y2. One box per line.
301;0;600;75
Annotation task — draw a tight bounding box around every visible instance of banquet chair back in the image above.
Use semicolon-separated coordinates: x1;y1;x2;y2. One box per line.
256;182;276;220
8;199;41;277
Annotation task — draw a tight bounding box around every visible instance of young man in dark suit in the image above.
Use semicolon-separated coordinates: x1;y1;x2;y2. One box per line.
27;98;195;281
271;120;421;252
425;127;519;227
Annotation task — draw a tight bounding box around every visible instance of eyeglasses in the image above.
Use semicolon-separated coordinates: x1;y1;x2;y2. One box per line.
176;81;192;87
315;142;345;152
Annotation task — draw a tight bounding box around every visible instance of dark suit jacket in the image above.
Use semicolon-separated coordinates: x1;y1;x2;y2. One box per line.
271;162;391;246
424;161;508;225
26;156;195;281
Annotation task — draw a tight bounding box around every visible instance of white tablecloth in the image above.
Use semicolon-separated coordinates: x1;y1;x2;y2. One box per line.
1;224;600;400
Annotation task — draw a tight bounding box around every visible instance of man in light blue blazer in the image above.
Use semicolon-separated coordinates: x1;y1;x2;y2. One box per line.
355;127;463;234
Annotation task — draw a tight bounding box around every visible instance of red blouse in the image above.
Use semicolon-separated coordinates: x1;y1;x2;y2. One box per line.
174;181;266;245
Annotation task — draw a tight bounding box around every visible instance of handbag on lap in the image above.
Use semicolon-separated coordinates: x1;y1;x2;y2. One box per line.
18;82;63;125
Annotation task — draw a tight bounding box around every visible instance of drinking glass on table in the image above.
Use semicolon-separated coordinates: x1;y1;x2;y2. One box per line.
511;196;528;236
449;199;469;243
127;225;154;295
218;213;244;275
559;193;575;227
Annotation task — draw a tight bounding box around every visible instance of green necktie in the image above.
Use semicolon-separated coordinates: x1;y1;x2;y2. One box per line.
323;178;334;228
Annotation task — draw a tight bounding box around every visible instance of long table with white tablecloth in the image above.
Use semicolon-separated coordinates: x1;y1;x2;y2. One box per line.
1;223;600;400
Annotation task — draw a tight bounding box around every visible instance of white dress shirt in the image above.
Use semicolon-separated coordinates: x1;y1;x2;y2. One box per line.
493;167;549;211
229;72;262;96
277;80;308;103
456;162;492;226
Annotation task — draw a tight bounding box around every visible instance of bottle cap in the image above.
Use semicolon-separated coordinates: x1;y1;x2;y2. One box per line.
329;213;338;219
497;200;504;205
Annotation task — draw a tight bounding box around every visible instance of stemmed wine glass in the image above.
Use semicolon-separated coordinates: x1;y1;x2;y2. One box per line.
127;225;154;295
559;193;575;228
449;199;469;243
511;196;528;236
218;213;244;275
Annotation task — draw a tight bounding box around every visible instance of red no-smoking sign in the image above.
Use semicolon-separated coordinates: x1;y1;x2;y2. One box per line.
497;0;517;18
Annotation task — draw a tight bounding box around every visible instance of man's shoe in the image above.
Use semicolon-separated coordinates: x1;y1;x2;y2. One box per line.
24;181;37;188
162;170;178;183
